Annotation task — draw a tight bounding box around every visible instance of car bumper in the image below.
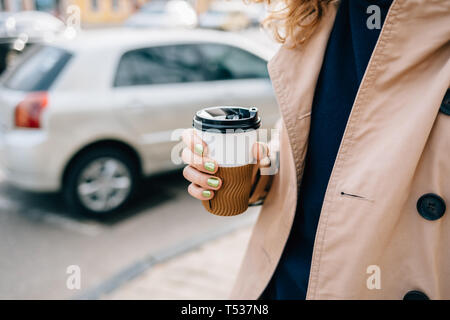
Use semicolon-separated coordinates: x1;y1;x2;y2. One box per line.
0;130;62;192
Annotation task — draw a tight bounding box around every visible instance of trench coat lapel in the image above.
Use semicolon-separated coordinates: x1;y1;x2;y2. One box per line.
267;1;339;182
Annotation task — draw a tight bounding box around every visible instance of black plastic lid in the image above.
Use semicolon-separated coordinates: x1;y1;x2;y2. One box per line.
193;106;260;132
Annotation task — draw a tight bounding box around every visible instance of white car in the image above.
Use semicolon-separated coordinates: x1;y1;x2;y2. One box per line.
0;28;279;216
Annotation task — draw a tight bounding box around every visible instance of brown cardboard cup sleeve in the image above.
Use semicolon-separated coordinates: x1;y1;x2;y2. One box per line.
202;164;255;216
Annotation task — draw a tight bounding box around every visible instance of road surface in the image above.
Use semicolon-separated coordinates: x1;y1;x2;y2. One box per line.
0;170;257;299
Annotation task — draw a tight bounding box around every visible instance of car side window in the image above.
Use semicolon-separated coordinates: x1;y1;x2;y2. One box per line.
198;43;269;81
114;44;205;87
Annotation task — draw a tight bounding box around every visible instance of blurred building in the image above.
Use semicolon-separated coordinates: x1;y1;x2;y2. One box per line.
0;0;152;26
0;0;61;12
66;0;150;26
0;0;230;27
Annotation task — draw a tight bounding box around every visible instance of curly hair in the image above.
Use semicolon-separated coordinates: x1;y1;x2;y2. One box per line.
250;0;334;47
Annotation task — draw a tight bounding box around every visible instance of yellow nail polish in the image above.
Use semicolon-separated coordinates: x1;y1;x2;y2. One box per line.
204;162;215;172
194;143;203;156
207;178;219;188
202;190;211;198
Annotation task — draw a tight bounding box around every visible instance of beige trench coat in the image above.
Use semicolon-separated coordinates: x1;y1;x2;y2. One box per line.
230;0;450;299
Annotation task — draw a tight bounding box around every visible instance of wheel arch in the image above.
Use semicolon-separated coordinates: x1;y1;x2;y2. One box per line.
61;139;143;186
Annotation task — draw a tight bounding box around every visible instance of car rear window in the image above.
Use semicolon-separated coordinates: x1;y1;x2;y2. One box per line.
1;45;72;92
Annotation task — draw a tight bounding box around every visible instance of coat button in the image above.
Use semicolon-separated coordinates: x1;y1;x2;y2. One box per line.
440;89;450;115
403;290;429;300
417;193;446;221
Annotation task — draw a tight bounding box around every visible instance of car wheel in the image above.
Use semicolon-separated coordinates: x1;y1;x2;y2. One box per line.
63;147;139;216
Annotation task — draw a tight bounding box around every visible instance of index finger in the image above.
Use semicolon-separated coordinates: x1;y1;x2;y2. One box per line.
182;128;208;157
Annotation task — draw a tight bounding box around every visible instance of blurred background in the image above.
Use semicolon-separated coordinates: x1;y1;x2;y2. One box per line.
0;0;280;299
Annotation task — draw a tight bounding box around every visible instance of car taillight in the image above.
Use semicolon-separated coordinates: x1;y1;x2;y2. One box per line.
15;92;48;129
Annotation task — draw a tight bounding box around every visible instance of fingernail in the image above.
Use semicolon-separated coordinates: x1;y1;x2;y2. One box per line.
207;178;220;188
204;162;215;172
202;190;212;198
194;143;204;156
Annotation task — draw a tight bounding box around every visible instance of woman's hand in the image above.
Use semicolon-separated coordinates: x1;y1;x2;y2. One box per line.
181;128;270;201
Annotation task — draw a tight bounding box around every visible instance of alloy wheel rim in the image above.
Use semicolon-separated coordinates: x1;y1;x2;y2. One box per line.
77;157;131;213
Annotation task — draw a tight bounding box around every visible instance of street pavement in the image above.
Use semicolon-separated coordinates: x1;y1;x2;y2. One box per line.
0;170;258;299
104;226;253;300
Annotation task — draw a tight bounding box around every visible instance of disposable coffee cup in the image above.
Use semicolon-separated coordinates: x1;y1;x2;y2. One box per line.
193;106;261;216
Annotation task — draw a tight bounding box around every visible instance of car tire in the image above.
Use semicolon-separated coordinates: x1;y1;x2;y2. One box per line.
63;147;140;217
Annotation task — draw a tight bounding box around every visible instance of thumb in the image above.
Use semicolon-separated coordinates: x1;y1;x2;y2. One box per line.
252;142;270;164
